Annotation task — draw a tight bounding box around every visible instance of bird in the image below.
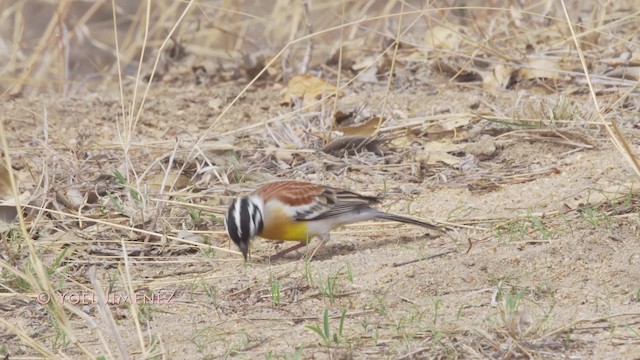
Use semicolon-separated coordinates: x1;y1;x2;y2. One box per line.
224;180;441;260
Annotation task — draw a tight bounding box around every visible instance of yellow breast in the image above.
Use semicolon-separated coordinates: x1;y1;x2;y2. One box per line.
258;205;310;242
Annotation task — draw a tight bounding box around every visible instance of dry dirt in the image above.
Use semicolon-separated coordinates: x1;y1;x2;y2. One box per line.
2;77;640;359
1;2;640;359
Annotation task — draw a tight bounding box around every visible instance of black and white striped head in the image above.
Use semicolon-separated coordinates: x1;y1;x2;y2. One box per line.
225;196;264;260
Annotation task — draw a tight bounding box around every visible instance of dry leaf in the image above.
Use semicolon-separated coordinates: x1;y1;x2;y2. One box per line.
518;58;562;80
424;25;465;50
200;136;238;152
177;228;204;243
283;75;341;107
146;173;190;192
273;149;293;162
463;137;497;158
337;116;385;136
56;188;85;210
414;141;463;166
322;136;383;155
0;161;25;231
412;117;472;141
482;64;513;90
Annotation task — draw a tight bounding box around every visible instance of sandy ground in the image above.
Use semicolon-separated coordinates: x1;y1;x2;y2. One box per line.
1;70;639;360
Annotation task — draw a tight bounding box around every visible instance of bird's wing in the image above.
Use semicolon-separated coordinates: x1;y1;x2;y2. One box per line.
256;181;379;221
304;187;379;220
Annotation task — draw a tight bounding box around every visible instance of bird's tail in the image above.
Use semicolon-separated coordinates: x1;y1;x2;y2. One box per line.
374;211;441;231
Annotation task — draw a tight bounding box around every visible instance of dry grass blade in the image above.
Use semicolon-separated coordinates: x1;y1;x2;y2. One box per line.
21;203;236;255
88;266;127;359
0;318;57;358
377;0;405;132
560;0;640;179
497;129;594;149
0;119;95;356
118;254;147;356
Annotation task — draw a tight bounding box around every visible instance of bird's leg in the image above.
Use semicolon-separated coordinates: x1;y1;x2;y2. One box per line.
269;233;330;261
307;233;330;261
269;241;308;260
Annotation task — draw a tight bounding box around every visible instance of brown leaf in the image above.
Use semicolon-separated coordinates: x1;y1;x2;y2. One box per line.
146;174;190;192
283;75;341;106
337;116;385;136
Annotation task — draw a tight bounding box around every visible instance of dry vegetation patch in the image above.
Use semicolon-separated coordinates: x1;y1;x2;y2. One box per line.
1;1;640;359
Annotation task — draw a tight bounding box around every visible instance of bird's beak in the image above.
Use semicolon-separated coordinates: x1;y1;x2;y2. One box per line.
238;241;249;261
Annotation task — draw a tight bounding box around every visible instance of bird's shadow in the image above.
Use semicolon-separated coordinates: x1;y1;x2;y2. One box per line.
254;231;441;263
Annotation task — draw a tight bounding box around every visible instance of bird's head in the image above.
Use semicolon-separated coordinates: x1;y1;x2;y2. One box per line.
225;195;264;260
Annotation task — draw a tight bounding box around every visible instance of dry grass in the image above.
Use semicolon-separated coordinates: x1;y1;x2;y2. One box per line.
1;0;640;358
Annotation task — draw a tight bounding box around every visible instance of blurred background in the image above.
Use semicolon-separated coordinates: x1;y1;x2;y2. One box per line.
0;0;618;96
